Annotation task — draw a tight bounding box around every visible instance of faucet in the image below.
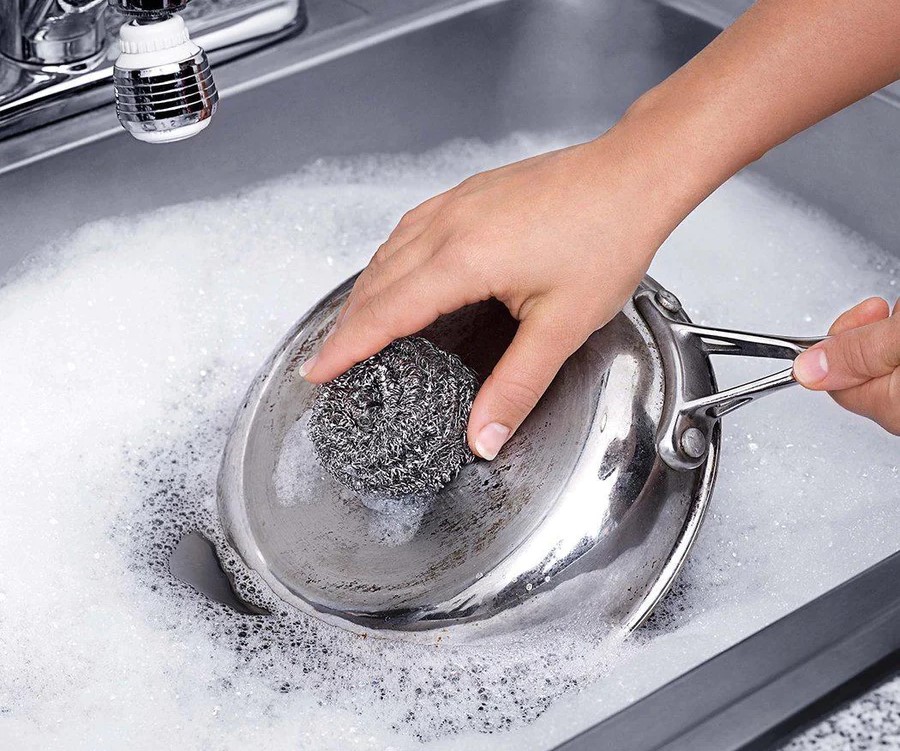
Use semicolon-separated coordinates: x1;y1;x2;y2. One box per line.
0;0;108;65
113;12;217;143
0;0;304;141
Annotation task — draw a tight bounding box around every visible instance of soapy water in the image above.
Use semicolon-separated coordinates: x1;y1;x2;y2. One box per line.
274;412;432;546
784;672;900;750
0;131;898;749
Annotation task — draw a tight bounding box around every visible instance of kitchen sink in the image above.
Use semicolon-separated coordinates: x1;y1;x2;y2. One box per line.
1;1;897;749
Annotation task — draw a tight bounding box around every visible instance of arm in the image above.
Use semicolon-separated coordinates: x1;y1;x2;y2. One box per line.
301;0;900;457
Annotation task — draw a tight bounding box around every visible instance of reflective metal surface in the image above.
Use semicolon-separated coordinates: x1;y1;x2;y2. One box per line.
0;0;108;64
635;291;825;471
217;277;713;639
0;0;892;740
218;272;829;639
0;0;305;139
114;48;218;141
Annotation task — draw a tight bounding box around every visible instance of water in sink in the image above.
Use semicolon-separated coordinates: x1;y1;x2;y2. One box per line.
0;132;897;749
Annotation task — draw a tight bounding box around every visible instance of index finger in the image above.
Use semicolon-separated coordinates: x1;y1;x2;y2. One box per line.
828;296;890;336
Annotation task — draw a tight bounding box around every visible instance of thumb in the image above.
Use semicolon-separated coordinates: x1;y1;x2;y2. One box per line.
793;306;900;391
467;306;587;460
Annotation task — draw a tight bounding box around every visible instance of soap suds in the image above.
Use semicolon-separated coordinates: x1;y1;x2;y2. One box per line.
0;132;898;750
783;673;900;750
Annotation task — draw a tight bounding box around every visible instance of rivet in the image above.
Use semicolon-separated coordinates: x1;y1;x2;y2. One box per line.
655;289;682;313
680;427;707;459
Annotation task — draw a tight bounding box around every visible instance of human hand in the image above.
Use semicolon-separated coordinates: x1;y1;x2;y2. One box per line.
793;297;900;435
300;123;702;460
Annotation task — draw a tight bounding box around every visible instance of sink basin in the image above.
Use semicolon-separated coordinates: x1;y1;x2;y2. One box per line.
1;1;897;749
3;0;897;281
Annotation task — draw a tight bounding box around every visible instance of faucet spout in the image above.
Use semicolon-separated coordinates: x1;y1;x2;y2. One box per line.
24;0;108;64
1;0;107;64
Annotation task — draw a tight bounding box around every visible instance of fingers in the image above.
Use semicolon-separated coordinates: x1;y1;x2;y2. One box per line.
301;262;482;383
827;296;890;336
821;297;900;435
387;189;453;240
333;191;456;328
830;373;900;435
466;306;587;460
336;233;433;328
794;299;899;391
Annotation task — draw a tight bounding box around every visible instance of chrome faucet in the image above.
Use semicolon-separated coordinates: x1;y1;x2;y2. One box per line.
0;0;107;64
0;0;305;141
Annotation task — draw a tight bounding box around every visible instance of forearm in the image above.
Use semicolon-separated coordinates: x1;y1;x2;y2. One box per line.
613;0;900;213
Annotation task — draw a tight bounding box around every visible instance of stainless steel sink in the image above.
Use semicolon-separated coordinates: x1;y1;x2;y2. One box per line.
1;0;897;748
2;0;897;283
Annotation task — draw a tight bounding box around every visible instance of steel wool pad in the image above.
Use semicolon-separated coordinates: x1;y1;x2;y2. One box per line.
308;336;479;496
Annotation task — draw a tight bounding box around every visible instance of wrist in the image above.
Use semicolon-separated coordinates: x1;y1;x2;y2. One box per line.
608;83;755;220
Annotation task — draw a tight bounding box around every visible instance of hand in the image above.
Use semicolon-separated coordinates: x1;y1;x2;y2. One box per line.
301;0;900;459
793;297;900;434
300;123;701;459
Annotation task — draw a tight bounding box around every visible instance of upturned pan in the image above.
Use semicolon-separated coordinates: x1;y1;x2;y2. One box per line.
217;275;823;641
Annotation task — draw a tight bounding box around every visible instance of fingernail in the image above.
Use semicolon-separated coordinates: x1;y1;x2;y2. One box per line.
793;348;828;386
299;353;319;379
474;423;511;461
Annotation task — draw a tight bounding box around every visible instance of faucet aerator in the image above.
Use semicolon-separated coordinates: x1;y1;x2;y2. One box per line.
113;15;218;143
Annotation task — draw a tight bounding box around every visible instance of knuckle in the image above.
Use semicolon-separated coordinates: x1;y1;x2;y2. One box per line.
439;227;482;269
437;195;473;228
840;369;900;436
397;208;420;229
431;205;457;234
459;172;489;191
360;295;396;338
371;242;392;266
861;332;891;375
360;298;385;328
840;318;900;378
352;270;376;300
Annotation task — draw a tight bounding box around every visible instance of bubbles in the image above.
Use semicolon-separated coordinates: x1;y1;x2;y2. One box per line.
273;411;324;507
274;412;433;544
0;132;898;749
783;673;900;750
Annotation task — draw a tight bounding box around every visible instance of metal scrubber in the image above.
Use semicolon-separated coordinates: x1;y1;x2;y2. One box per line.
308;336;478;496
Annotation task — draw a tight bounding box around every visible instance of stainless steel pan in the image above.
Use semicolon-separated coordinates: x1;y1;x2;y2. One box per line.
217;275;823;641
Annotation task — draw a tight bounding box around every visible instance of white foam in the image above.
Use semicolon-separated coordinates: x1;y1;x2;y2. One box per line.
274;411;433;544
0;132;898;749
783;673;900;750
273;411;323;506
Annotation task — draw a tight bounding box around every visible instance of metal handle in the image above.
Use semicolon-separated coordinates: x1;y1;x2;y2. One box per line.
636;290;826;471
672;322;824;418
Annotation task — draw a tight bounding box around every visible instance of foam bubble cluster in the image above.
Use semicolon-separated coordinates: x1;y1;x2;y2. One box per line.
783;673;900;750
0;132;898;750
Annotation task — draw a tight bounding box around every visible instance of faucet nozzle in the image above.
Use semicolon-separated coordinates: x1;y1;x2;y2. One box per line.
113;15;217;143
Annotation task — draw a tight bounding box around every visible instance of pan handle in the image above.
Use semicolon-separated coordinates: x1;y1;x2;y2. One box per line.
635;289;826;471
